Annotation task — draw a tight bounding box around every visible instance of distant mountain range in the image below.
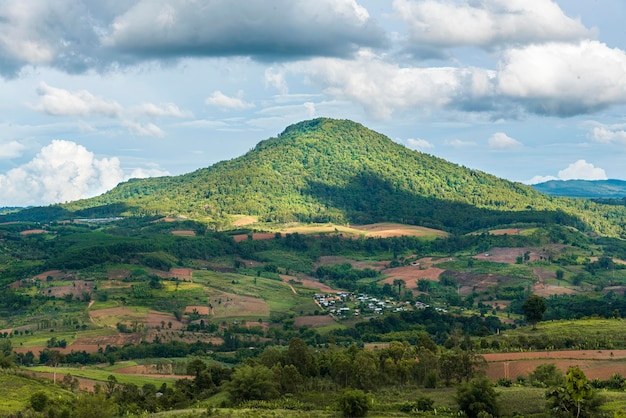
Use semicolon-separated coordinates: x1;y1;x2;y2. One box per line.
3;118;626;237
532;179;626;198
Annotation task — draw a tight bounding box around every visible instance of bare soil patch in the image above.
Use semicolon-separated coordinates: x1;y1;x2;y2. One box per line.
208;291;270;318
231;216;258;227
232;233;276;242
146;310;185;329
473;245;566;264
487;228;525;235
20;229;47;235
485;350;626;381
171;230;196;236
294;315;336;328
169;268;193;281
533;283;578;297
185;305;211;315
380;266;445;290
314;256;388;271
33;270;63;280
351;223;448;238
281;275;340;294
114;364;192;379
40;280;94;298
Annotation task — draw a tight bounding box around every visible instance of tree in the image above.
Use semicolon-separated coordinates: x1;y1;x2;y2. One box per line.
522;294;547;329
393;279;404;295
456;377;500;418
546;366;602;418
337;389;370;417
0;339;15;369
226;364;279;404
528;363;565;388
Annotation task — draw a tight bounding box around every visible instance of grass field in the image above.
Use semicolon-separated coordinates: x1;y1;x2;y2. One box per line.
0;372;74;414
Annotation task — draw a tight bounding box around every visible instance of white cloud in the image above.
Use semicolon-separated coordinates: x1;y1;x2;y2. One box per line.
0;140;125;206
205;91;255;110
488;132;522;150
0;140;26;159
496;41;626;116
288;50;484;119
589;125;626;144
122;120;165;138
526;175;558;185
445;139;476;148
394;0;590;51
132;102;192;118
128;167;170;179
406;138;434;151
527;159;608;184
558;159;607;181
32;82;123;117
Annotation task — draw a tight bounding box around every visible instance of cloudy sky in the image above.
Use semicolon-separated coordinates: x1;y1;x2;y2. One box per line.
1;0;626;206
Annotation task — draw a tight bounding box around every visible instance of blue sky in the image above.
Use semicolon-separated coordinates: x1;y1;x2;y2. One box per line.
1;0;626;206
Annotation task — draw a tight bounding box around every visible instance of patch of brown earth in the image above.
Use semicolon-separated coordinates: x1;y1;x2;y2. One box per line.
314;256;388;271
185;306;211;315
280;275;340;294
20;229;47;235
171;230;196;236
380;266;445;290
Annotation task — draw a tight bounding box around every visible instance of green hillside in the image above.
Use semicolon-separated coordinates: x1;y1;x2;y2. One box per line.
9;118;626;236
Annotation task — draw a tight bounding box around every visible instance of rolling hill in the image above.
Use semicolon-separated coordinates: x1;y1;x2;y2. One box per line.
7;118;626;236
532;179;626;198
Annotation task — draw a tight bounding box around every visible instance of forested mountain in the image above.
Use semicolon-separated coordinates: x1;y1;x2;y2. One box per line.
532;179;626;198
8;118;626;236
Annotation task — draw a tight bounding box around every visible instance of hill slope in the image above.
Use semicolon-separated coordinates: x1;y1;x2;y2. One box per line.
532;179;626;198
13;118;626;236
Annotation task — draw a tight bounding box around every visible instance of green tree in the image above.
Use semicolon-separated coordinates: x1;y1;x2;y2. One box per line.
546;366;602;418
227;364;279;404
337;389;370;417
30;391;49;412
522;294;547;329
456;377;500;418
0;339;15;369
72;392;117;418
529;363;565;388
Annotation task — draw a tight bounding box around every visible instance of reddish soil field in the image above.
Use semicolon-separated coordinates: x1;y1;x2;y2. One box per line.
232;233;276;242
114;364;193;378
314;256;388;271
169;268;193;281
171;230;196;236
294;315;336;328
33;270;63;280
473;245;566;264
488;228;526;235
41;280;94;298
185;305;211;315
20;229;47;235
27;372;99;391
280;275;340;294
89;307;137;318
484;350;626;381
380;266;445;289
146;310;185;329
350;223;447;238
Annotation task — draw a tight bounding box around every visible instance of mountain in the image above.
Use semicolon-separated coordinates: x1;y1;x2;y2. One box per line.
7;118;626;236
532;179;626;198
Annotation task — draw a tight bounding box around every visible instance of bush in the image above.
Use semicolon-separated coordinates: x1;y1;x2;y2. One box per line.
338;389;370;417
30;391;49;412
456;378;500;418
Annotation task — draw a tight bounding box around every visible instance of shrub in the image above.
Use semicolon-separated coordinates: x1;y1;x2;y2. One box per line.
456;378;500;418
337;389;370;417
